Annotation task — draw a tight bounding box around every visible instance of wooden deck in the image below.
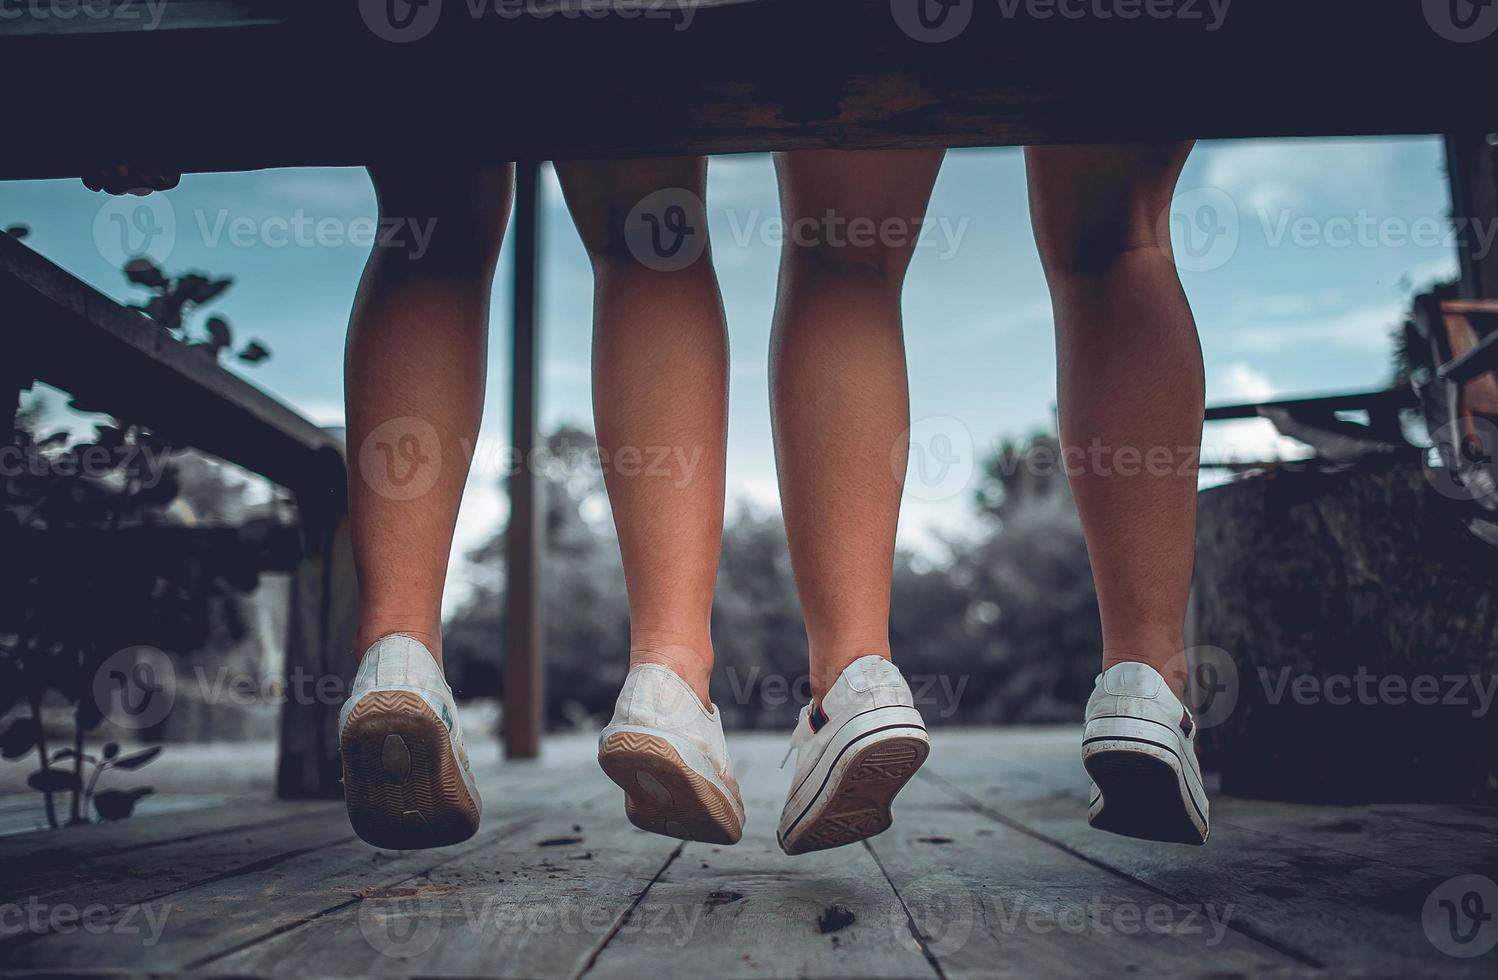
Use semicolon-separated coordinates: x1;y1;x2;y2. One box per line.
1;729;1495;978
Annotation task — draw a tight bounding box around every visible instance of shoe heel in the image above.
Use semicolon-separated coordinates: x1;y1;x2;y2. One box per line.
780;730;929;855
1083;717;1207;846
341;691;479;850
598;731;743;845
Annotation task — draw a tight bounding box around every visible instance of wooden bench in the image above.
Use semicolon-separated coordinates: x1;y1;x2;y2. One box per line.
4;0;1497;782
0;231;358;799
2;0;1497;175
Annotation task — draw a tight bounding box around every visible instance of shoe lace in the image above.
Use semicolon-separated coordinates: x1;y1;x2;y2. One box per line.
781;704;815;769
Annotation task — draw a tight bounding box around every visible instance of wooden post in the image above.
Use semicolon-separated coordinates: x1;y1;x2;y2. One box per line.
2;368;30;509
503;161;543;760
2;371;25;446
276;450;361;798
1445;132;1498;301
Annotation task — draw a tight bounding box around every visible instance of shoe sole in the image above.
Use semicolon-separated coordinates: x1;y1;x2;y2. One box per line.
340;690;480;850
779;732;929;856
598;731;743;845
1083;723;1208;845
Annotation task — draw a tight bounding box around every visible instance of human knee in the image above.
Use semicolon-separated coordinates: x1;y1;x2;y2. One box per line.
1034;208;1170;279
366;163;513;273
781;220;916;291
558;157;710;276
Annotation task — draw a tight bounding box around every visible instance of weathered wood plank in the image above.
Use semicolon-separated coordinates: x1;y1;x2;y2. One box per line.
866;775;1297;977
922;764;1498;976
5;732;1498;977
1;760;602;972
0;796;337;868
1;2;1495;176
215;805;682;977
0;233;345;496
584;740;936;979
0;804;348;910
587;833;934;978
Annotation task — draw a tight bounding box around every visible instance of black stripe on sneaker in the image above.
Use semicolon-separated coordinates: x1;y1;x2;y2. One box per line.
783;722;928;842
1089;713;1194;742
787;705;902;801
1083;734;1208;830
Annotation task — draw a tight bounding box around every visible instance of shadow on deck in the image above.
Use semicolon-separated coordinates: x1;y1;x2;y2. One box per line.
1;729;1494;978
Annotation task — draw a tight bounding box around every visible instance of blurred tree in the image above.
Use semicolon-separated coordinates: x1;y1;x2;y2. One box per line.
445;426;1102;731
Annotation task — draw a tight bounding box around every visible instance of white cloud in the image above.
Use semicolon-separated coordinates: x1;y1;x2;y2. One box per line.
1228;300;1405;354
1200;139;1406;215
1213;361;1278;402
1202;362;1313;476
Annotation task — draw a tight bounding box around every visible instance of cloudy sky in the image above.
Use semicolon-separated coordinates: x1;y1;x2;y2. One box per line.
0;138;1458;610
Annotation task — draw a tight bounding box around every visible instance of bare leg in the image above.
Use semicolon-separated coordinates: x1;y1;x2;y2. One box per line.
555;157;726;708
771;149;945;702
1026;142;1201;697
345;163;514;664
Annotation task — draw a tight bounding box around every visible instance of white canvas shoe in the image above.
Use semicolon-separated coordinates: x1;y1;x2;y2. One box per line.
1083;661;1210;845
338;634;481;849
777;655;930;855
598;664;745;844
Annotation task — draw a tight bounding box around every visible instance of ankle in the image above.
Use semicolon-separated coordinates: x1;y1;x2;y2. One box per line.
356;623;443;666
628;631;713;708
1102;645;1187;700
808;645;892;704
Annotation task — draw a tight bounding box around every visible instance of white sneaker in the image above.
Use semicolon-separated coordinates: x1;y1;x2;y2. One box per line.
1083;661;1209;845
598;664;745;844
777;656;929;855
338;634;481;849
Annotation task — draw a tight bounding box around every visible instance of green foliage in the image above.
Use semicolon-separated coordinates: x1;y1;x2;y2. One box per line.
1;229;271;830
122;258;271;365
1;398;257;828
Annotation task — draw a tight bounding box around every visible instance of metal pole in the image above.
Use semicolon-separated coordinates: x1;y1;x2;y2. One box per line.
503;161;543;759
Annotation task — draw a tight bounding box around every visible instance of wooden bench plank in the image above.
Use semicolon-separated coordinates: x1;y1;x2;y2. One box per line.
1;1;1494;176
0;233;344;496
